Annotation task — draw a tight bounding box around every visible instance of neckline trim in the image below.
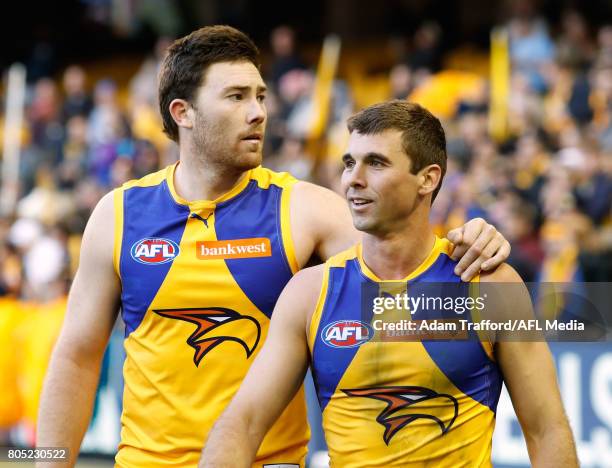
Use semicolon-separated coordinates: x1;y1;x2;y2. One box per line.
356;236;448;282
165;162;255;209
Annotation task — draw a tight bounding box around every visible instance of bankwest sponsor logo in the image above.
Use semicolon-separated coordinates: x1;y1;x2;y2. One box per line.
322;320;373;348
196;238;271;260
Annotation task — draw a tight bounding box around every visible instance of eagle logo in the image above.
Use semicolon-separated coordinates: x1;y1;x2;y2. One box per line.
153;307;261;367
342;386;459;445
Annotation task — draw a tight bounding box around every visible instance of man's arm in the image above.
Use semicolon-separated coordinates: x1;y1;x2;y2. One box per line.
36;192;120;467
200;265;323;467
481;265;579;467
290;181;511;280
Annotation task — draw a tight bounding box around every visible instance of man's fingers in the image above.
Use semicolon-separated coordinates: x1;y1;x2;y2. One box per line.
449;218;485;261
460;234;504;281
461;218;488;246
481;235;511;270
453;223;497;276
446;227;463;247
448;227;465;261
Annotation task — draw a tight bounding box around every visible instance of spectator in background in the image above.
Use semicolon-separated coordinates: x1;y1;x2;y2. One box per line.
596;24;612;64
20;79;64;196
496;197;544;282
556;9;595;71
590;61;612;151
132;140;161;179
406;21;442;73
129;36;175;157
28;79;62;156
63;177;105;236
130;36;173;109
87;79;130;186
507;0;556;93
61;65;93;123
57;115;89;190
567;145;612;226
389;63;413;99
16;165;74;227
558;145;612;282
277;69;315;137
268;137;313;182
0;218;23;297
268;25;306;91
511;131;549;211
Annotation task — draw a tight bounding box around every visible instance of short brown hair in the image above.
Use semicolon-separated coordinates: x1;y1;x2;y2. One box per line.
347;100;447;201
158;25;260;142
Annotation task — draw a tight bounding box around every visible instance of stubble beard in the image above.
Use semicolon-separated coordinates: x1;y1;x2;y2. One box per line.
192;112;262;172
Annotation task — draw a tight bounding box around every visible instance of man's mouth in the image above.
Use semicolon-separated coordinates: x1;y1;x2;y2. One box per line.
349;197;373;208
242;132;262;143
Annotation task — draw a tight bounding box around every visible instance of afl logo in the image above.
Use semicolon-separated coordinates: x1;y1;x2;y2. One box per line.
321;320;373;348
131;238;179;265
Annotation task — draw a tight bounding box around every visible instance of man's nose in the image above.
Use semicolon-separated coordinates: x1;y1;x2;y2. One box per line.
346;163;367;188
246;98;266;125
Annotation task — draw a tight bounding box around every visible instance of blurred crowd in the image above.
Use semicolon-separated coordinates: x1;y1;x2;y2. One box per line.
1;4;611;445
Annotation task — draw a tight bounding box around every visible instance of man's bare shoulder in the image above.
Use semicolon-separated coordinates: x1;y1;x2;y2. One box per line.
274;263;327;336
290;181;357;263
291;180;348;220
292;180;342;200
92;190;115;218
284;263;326;299
479;262;523;283
85;191;115;235
79;190;117;266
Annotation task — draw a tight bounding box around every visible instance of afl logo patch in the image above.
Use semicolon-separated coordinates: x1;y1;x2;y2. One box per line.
131;238;179;265
321;320;373;348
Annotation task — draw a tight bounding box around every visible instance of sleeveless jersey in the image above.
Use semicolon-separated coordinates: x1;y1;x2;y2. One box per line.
113;163;309;467
308;237;503;467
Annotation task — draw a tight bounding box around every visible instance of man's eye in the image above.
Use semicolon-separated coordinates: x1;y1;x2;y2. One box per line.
343;160;355;168
257;95;266;102
370;160;383;167
229;94;243;101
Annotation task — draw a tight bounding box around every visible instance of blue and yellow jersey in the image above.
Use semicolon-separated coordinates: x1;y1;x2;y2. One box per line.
308;237;503;467
113;163;309;467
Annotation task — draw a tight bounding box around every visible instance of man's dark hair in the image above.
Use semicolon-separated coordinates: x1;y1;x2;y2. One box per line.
347;100;447;201
158;25;260;142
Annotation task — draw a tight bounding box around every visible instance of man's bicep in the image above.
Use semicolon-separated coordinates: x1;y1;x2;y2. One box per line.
290;182;357;266
55;192;120;360
484;265;567;437
233;311;308;430
229;267;321;432
497;341;566;436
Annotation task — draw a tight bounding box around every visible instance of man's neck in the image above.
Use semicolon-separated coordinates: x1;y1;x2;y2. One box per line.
361;216;436;281
174;152;248;202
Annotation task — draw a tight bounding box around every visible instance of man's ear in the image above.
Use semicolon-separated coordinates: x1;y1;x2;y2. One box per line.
417;164;442;197
169;99;194;131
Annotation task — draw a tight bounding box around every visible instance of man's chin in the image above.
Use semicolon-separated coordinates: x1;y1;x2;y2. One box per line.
235;152;262;170
352;217;377;233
